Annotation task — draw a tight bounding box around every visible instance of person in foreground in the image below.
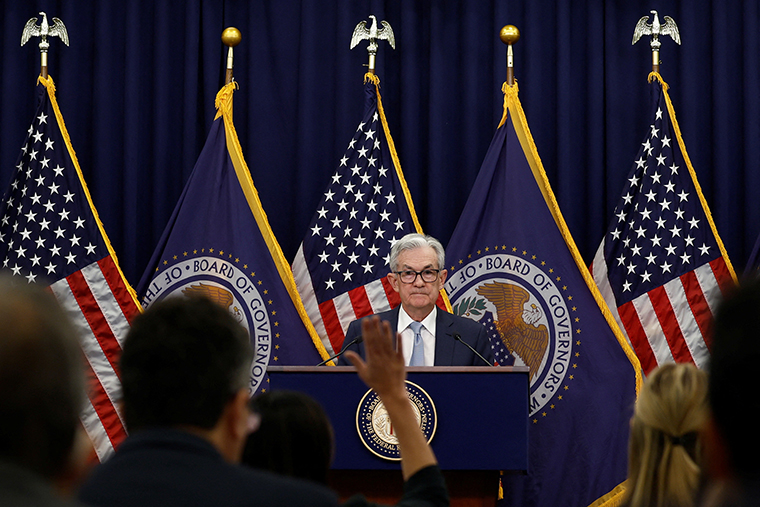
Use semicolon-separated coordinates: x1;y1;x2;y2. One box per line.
339;233;493;366
243;316;448;507
0;278;88;507
78;295;339;507
699;277;760;507
621;362;708;507
243;390;335;486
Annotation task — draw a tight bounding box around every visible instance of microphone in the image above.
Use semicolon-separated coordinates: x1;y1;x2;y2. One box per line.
453;333;493;366
316;336;363;366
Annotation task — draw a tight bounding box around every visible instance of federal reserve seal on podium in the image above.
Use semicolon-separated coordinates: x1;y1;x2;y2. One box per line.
356;381;437;461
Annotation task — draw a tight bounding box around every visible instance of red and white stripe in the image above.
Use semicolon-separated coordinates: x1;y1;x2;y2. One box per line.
292;245;399;356
50;256;140;460
592;240;732;374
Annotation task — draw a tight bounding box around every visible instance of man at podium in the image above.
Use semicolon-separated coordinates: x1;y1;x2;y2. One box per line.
339;233;493;367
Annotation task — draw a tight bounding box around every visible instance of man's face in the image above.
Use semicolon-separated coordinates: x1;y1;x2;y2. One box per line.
387;245;447;320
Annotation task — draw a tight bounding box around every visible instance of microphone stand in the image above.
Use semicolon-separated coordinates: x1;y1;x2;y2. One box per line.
454;334;493;366
316;336;363;366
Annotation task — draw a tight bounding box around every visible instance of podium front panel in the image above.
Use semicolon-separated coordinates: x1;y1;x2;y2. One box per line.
267;366;528;471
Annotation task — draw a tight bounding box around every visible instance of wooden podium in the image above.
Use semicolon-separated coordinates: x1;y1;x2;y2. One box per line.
267;366;529;507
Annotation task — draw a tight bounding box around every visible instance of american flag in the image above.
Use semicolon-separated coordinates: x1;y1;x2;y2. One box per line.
293;75;435;356
592;75;736;374
0;77;141;460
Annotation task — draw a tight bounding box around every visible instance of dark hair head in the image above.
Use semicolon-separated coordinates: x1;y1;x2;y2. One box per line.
0;277;83;478
710;277;760;477
120;295;253;431
242;390;334;485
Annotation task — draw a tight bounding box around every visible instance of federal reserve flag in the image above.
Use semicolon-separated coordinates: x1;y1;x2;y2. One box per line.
591;74;736;375
0;77;142;460
445;82;641;507
292;74;446;358
745;234;760;276
137;83;328;392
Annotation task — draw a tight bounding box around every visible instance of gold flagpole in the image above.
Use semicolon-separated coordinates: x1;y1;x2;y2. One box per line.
222;27;242;85
500;25;520;86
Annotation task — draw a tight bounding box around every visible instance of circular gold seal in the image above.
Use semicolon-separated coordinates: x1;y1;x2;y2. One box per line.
355;381;437;461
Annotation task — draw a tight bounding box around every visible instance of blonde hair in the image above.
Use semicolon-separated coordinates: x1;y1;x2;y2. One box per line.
624;362;708;507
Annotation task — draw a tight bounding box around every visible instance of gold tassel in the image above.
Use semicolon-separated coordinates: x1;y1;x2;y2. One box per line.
498;80;520;128
363;72;380;86
214;81;239;120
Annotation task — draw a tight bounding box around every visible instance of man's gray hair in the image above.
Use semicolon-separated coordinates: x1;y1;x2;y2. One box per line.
389;233;445;272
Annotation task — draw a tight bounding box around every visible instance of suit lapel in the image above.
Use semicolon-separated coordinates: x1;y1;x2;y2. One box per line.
384;307;402;353
390;307;401;333
434;311;455;366
386;307;401;333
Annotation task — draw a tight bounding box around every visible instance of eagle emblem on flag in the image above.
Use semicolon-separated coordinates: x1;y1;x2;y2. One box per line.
476;281;548;382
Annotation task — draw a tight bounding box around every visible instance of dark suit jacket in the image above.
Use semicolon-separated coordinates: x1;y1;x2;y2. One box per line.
0;460;83;507
343;465;448;507
337;307;494;366
78;429;339;507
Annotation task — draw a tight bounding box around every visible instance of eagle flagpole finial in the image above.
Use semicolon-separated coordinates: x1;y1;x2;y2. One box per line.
350;15;396;75
632;10;680;73
21;12;69;79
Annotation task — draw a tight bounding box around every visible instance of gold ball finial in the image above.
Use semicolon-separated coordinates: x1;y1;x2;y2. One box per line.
222;27;242;47
500;25;520;45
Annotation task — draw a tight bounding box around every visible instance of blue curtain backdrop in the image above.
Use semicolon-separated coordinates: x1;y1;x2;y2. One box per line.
0;1;757;286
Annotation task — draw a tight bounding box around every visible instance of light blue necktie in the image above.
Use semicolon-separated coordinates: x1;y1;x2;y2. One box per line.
408;321;425;366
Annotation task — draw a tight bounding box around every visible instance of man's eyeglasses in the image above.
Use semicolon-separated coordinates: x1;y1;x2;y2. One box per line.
394;269;441;284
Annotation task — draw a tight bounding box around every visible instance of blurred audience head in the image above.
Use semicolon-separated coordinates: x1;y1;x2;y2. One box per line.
624;362;708;507
708;277;760;485
242;390;334;485
120;295;253;432
0;277;83;480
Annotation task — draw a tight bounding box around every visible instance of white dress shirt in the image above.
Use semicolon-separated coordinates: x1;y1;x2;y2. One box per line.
397;306;437;366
